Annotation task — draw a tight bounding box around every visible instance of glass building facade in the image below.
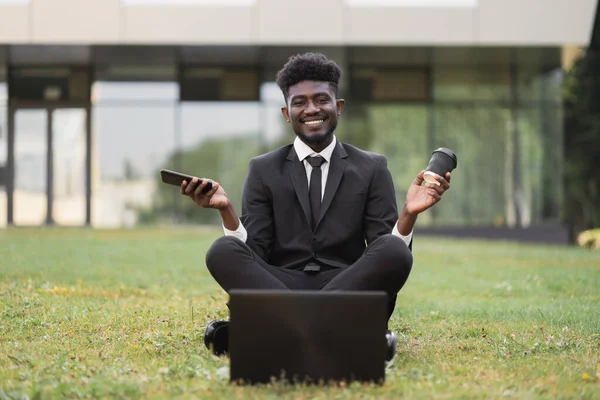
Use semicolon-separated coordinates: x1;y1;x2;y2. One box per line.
0;66;6;228
0;45;565;229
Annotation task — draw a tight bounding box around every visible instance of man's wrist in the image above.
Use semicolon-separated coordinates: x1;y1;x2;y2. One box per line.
219;202;240;231
397;203;418;236
402;201;419;217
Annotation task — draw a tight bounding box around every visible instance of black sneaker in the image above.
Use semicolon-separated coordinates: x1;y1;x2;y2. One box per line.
385;330;397;363
205;320;395;361
203;320;229;356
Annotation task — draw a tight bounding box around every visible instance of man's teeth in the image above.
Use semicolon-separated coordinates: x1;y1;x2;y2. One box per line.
304;120;324;125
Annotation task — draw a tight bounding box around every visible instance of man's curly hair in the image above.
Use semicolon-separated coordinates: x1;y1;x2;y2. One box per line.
276;52;342;102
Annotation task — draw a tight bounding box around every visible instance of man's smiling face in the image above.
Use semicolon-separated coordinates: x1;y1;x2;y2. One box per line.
282;80;345;149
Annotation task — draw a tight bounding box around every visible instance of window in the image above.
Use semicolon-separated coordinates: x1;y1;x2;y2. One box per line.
175;101;262;225
0;79;6;228
351;68;429;102
9;67;90;103
434;67;511;101
180;67;259;101
91;82;177;228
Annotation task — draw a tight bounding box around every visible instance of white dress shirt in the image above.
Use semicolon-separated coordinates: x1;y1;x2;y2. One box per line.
223;135;413;247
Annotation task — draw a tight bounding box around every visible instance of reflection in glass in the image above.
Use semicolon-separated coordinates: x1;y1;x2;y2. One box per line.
53;109;86;226
14;110;47;226
92;104;176;228
369;105;429;220
260;82;289;150
518;105;563;225
173;102;262;224
92;82;178;102
77;48;565;230
0;106;6;165
434;67;511;102
0;82;7;227
335;104;431;223
433;106;509;226
518;67;563;103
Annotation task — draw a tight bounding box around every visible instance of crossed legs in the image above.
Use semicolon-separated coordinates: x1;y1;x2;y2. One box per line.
205;234;413;320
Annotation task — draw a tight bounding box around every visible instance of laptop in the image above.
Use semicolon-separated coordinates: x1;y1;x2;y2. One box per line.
228;289;388;385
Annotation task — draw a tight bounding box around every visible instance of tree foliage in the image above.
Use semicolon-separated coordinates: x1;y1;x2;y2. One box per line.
563;48;600;242
137;135;263;225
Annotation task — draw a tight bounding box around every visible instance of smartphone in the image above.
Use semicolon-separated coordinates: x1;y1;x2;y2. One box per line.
160;169;213;194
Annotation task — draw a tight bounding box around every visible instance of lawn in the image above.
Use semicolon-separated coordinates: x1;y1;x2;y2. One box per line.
0;228;599;399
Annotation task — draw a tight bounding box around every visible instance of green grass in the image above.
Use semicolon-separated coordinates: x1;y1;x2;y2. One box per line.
1;227;599;399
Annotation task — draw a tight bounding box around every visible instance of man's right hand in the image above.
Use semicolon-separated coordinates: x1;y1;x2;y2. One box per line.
180;177;231;210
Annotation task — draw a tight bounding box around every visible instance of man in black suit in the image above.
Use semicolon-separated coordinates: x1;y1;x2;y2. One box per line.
181;53;451;362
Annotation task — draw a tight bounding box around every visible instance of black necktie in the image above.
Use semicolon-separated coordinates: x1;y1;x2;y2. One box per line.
307;156;326;230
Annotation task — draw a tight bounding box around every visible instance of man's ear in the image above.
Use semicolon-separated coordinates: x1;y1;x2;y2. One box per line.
336;99;346;115
281;106;290;122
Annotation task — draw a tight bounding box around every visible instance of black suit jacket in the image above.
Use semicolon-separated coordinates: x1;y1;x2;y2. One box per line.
240;141;409;271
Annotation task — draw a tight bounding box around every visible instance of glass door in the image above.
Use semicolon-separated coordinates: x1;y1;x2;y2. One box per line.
9;106;89;226
0;101;7;228
52;109;87;226
13;110;48;225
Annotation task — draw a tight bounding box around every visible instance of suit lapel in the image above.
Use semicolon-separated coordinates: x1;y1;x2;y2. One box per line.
317;142;348;227
286;147;311;226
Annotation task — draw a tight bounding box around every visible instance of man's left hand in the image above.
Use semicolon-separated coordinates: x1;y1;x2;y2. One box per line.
404;170;451;215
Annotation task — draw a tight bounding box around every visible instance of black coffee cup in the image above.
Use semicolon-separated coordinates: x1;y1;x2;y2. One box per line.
424;147;457;186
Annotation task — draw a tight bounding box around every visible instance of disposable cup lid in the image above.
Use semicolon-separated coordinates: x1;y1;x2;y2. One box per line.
423;171;441;186
432;147;458;168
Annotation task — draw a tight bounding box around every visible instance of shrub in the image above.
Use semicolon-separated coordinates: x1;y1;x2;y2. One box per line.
576;228;600;250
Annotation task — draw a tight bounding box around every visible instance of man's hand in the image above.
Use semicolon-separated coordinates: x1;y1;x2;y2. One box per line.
180;177;231;211
404;170;451;216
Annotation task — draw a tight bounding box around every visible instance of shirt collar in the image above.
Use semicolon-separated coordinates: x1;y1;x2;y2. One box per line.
294;135;337;164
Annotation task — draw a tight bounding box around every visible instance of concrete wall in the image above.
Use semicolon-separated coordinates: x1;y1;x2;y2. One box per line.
0;0;596;46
